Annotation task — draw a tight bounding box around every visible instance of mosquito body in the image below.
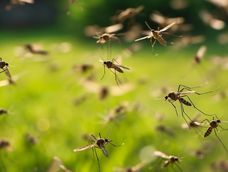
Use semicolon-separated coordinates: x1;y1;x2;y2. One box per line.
113;6;144;23
135;22;176;47
24;44;48;55
154;151;182;171
0;109;8;116
203;117;228;153
165;85;213;124
114;162;147;172
74;133;113;172
194;45;207;64
94;33;118;44
101;59;130;85
0;58;14;84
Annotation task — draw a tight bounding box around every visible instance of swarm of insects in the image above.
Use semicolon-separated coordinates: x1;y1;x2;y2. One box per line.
153;150;182;171
74;133;114;171
165;85;213;124
135;22;176;47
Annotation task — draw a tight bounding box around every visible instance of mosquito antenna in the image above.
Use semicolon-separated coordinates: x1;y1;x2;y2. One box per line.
99;133;102;138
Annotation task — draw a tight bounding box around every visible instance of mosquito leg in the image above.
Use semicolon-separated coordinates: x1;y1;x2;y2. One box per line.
145;21;153;31
219;125;228;131
214;129;228;154
152;39;156;48
168;101;178;116
94;148;101;172
0;69;6;74
180;103;191;125
100;65;106;80
185;96;213;116
174;163;183;172
91;135;97;142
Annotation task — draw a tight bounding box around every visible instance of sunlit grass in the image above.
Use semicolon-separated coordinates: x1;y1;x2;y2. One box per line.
0;32;228;172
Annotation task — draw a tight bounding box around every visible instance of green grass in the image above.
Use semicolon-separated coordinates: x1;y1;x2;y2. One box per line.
0;32;228;172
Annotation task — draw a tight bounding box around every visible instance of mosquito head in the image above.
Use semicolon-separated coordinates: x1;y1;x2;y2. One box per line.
165;96;168;100
217;119;221;123
5;62;9;67
104;138;112;143
170;156;179;162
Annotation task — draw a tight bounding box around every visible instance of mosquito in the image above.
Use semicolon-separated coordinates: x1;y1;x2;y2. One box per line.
165;84;213;124
0;109;8;116
0;58;14;84
153;150;182;172
135;21;176;47
93;33;119;45
203;116;228;153
24;44;48;55
100;58;130;85
73;133;114;172
112;6;144;23
194;45;207;64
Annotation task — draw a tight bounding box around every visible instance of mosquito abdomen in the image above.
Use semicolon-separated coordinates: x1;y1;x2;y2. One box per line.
179;98;191;106
204;127;212;137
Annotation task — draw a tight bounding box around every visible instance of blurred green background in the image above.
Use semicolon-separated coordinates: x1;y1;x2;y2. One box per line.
0;0;228;172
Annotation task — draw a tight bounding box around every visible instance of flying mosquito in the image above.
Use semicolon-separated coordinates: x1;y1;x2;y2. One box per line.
135;21;176;47
153;150;182;172
0;58;14;84
73;133;114;172
0;109;8;116
181;114;202;129
24;44;49;55
100;58;130;85
203;116;228;153
94;33;119;44
165;85;213;124
194;45;207;64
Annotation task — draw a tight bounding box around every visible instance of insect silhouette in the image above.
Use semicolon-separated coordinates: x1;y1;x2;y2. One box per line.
100;58;130;85
0;58;14;84
203;116;228;153
153;150;182;172
194;45;207;64
94;33;119;44
0;109;8;116
74;133;114;172
135;21;176;47
112;6;144;23
24;44;48;55
165;85;213;124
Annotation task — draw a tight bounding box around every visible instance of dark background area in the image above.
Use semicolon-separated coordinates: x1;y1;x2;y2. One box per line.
0;0;227;36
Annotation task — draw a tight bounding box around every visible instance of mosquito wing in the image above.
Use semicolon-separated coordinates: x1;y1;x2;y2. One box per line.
159;22;176;33
154;150;169;159
73;144;95;152
153;33;167;46
135;35;151;42
100;146;109;157
116;64;130;70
